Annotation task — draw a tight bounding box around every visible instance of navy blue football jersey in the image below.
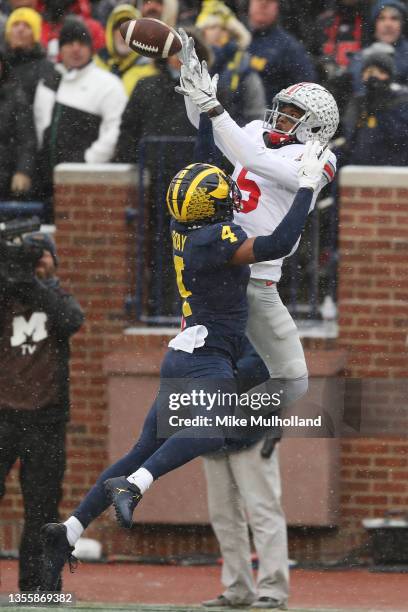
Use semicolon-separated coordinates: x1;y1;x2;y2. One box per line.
170;219;249;356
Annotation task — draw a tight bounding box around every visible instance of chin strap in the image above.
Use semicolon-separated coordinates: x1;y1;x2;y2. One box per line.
267;131;297;148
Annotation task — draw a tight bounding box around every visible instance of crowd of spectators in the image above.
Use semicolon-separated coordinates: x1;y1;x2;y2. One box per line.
0;0;407;224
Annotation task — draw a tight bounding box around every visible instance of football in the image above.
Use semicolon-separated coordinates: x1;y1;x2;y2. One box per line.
119;18;182;59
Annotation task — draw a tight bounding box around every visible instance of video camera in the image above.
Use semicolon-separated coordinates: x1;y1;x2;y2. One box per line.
0;216;43;282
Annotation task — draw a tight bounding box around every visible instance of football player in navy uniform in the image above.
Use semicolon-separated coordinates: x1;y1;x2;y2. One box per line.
40;148;330;591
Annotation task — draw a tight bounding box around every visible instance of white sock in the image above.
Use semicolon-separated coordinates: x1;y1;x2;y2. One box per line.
64;516;84;547
127;467;153;495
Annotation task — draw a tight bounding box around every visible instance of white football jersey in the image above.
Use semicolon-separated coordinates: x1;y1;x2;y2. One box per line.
210;114;337;282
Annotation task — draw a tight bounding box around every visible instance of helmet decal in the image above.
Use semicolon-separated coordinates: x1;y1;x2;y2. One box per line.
167;163;241;226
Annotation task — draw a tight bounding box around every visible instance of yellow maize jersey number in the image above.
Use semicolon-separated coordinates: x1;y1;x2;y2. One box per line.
221;225;238;243
174;255;192;317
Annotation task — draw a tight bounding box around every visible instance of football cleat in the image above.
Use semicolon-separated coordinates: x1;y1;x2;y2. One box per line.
104;476;142;529
40;523;77;592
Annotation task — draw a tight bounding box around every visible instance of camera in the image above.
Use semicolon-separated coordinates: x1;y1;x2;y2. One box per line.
0;216;43;282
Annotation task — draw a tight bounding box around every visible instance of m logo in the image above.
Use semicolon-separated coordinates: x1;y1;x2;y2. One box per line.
11;313;48;348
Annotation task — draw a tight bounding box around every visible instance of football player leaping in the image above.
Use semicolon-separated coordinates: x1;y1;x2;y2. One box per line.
40;148;331;592
177;29;339;407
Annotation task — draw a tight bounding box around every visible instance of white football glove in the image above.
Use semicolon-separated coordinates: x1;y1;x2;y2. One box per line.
176;28;220;113
178;28;201;75
298;141;332;191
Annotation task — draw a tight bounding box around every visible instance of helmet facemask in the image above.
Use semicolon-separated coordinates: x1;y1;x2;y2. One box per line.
263;101;308;139
263;101;324;143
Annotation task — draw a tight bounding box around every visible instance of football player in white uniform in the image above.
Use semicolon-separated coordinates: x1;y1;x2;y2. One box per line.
177;30;339;408
176;31;340;610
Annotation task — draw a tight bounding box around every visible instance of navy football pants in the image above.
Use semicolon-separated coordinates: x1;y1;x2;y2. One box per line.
74;348;240;528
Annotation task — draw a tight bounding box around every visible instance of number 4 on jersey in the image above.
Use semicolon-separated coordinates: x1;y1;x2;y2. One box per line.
221;225;238;243
236;168;261;214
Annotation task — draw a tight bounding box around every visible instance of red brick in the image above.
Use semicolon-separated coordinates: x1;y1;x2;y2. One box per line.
343;457;371;466
375;457;408;467
355;470;388;480
391;471;408;480
342;226;375;237
354;495;388;505
355;444;390;454
373;482;407;493
360;188;393;198
378;202;405;211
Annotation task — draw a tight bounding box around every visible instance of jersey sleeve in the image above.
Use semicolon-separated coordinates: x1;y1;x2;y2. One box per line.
196;222;248;268
211;111;300;191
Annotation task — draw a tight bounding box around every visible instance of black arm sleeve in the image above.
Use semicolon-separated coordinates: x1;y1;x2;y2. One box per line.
253;187;313;262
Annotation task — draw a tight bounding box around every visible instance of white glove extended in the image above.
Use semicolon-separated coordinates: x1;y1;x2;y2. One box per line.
298;141;332;191
176;28;220;113
178;28;201;75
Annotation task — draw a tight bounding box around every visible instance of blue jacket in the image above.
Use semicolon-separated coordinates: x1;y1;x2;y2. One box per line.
348;0;408;93
211;42;265;126
345;87;408;165
348;37;408;94
247;25;317;102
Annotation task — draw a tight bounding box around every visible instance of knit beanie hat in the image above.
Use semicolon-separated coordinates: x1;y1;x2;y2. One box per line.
371;0;407;23
59;16;93;48
24;232;59;267
6;8;42;43
362;43;396;77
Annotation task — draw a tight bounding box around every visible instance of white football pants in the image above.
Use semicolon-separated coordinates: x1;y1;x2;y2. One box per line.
203;441;289;605
203;279;308;605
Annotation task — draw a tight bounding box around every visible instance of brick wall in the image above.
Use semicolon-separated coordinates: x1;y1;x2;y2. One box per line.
336;167;408;555
2;164;407;565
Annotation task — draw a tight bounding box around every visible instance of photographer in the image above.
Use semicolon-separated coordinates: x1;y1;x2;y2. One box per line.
0;231;84;592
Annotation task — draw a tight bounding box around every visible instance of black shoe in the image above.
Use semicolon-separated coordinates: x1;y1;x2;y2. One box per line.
104;476;142;529
202;594;251;607
40;523;77;592
251;597;287;609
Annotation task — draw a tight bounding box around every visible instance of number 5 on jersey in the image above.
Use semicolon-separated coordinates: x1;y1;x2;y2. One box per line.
236;168;261;214
174;255;192;317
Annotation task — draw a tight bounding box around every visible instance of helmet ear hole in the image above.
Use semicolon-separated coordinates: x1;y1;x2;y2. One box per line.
312;126;321;133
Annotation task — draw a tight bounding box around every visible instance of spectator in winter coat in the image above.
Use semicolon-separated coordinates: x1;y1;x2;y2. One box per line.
341;50;408;165
306;0;371;113
196;0;265;126
34;17;126;210
94;3;158;97
94;0;178;28
348;0;408;94
0;50;36;200
4;8;54;103
0;0;37;41
37;0;105;61
247;0;317;102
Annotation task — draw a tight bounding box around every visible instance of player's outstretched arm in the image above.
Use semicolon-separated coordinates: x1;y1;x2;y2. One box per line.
230;142;331;265
176;29;241;163
176;31;302;189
